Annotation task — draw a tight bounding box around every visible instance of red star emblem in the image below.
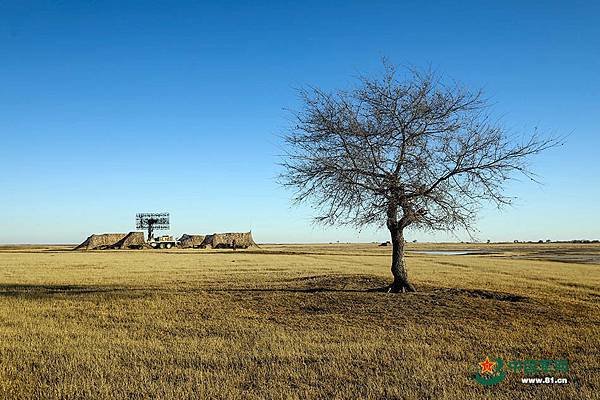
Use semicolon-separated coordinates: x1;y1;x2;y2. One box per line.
479;357;496;374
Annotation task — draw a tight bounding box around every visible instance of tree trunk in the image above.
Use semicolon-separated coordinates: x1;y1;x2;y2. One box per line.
387;226;416;293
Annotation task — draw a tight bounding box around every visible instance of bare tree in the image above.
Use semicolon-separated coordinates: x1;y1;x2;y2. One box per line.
280;62;561;293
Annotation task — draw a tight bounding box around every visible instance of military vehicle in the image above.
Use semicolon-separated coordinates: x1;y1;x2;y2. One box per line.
148;235;177;249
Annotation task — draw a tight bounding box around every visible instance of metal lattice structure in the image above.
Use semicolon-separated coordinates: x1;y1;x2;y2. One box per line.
136;212;170;241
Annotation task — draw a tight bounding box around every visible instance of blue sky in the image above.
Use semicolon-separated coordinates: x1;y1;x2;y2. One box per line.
1;0;598;244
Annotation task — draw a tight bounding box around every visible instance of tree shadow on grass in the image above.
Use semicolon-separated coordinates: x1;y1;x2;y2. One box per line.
270;274;528;302
205;287;371;294
0;280;529;303
205;287;527;301
0;284;130;299
203;275;529;302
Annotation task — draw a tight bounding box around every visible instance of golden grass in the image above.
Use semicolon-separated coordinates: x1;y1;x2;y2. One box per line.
0;243;598;399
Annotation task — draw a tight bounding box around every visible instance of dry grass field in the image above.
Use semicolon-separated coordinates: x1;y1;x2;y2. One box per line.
0;243;598;399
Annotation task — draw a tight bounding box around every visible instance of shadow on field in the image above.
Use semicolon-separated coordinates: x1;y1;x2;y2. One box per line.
206;274;529;302
0;284;129;298
0;276;529;304
207;287;370;294
431;287;528;302
206;286;528;301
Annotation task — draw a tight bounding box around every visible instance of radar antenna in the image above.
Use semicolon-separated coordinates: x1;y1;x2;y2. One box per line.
136;212;170;241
